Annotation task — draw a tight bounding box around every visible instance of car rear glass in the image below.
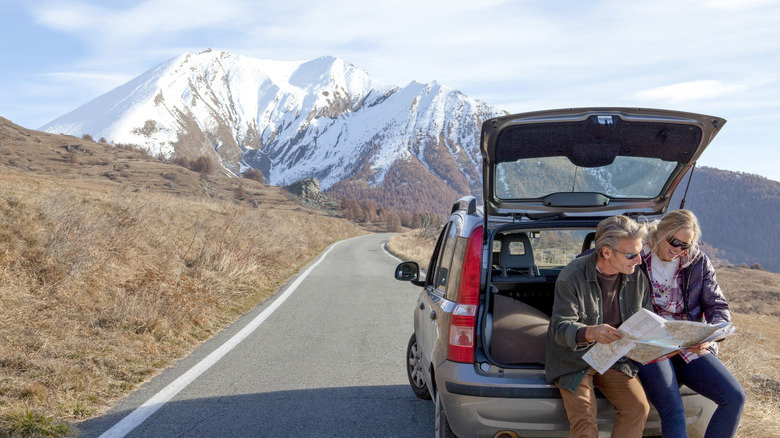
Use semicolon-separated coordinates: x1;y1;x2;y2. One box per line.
495;156;677;200
492;116;703;201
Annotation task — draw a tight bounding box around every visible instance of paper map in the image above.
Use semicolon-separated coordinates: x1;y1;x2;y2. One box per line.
582;309;734;374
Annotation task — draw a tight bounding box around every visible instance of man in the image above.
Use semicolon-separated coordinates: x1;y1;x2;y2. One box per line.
545;215;651;438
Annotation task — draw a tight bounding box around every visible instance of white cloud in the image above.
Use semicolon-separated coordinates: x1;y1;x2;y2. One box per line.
33;0;250;36
42;71;134;84
633;80;749;104
632;77;778;106
695;0;776;11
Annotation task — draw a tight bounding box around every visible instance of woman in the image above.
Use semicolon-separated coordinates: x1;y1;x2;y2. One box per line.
637;209;745;438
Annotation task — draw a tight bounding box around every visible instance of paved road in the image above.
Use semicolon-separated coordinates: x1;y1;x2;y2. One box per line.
76;233;433;437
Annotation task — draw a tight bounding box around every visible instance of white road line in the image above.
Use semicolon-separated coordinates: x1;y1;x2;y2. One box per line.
382;240;428;277
381;241;402;261
98;240;343;438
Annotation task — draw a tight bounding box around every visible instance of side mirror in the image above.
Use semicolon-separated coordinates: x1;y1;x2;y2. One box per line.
395;261;421;283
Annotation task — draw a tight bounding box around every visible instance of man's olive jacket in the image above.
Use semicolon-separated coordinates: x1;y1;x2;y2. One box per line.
544;251;651;393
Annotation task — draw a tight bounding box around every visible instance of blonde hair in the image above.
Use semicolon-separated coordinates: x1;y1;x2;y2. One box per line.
646;209;702;253
595;215;647;258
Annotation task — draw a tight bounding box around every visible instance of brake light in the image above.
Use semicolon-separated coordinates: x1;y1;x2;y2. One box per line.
447;225;483;363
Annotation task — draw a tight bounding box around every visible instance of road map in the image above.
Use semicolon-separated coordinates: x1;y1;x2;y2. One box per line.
583;309;734;374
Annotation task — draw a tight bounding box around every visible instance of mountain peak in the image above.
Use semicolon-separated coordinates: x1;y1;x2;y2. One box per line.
38;51;505;199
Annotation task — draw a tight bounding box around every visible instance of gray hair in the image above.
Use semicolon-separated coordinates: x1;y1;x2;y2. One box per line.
595;215;647;258
646;209;701;254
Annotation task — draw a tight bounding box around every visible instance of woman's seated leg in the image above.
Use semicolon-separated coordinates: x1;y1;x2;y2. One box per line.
637;359;688;438
673;354;745;438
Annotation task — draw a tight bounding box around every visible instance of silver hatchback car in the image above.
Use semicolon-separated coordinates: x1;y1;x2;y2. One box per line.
395;108;724;437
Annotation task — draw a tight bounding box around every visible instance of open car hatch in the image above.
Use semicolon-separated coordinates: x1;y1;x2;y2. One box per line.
481;108;726;219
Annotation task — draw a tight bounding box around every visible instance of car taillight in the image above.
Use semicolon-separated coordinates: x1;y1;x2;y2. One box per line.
447;225;483;363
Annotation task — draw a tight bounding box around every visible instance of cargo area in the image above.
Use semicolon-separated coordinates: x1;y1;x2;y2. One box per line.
484;228;594;366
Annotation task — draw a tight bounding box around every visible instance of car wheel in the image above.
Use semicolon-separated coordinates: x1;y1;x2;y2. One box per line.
435;390;457;438
406;333;431;400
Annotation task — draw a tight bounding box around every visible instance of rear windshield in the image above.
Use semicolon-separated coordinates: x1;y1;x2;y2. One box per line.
491;115;703;201
495;156;677;200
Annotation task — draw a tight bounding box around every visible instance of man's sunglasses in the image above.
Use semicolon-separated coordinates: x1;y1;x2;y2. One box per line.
611;248;640;260
666;236;692;250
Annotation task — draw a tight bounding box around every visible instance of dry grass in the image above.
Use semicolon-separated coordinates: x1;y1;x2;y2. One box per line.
384;229;436;269
716;265;780;437
0;120;366;436
723;314;780;437
387;231;780;438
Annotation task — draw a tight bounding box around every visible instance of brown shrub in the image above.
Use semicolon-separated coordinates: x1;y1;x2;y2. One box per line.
172;155;215;175
242;168;265;183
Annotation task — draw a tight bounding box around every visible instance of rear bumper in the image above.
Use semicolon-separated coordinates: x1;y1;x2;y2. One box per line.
435;361;715;438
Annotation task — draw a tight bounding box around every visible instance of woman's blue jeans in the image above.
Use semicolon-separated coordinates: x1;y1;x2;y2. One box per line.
636;354;745;438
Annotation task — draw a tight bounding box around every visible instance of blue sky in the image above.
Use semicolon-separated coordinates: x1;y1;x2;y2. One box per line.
2;0;779;183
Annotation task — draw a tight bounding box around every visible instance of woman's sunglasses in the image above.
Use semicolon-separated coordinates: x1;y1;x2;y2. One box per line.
666;236;692;250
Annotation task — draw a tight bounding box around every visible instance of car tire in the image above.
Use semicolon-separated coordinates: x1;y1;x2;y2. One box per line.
406;333;431;400
435;390;457;438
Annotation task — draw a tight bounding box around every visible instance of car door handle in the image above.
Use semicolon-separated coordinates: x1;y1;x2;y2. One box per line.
429;311;437;320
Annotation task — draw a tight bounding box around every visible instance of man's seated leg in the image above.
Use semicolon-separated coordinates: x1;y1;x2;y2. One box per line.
595;368;650;438
558;368;599;438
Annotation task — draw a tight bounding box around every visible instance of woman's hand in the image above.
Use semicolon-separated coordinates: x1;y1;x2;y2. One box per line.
686;341;712;355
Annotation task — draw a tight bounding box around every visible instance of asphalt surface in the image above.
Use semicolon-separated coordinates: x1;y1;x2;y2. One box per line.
75;233;433;437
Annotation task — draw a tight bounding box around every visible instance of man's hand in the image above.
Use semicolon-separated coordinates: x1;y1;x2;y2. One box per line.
585;324;625;344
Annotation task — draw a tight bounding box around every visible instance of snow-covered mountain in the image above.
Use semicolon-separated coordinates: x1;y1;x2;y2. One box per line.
41;50;507;204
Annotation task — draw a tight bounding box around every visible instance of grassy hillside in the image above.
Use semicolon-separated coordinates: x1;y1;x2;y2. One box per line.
387;231;780;438
0;118;366;436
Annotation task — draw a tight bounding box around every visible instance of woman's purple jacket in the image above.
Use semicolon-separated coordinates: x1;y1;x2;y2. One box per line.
679;251;731;324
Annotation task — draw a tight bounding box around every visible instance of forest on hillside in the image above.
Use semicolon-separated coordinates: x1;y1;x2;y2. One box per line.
671;166;780;272
326;157;463;219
